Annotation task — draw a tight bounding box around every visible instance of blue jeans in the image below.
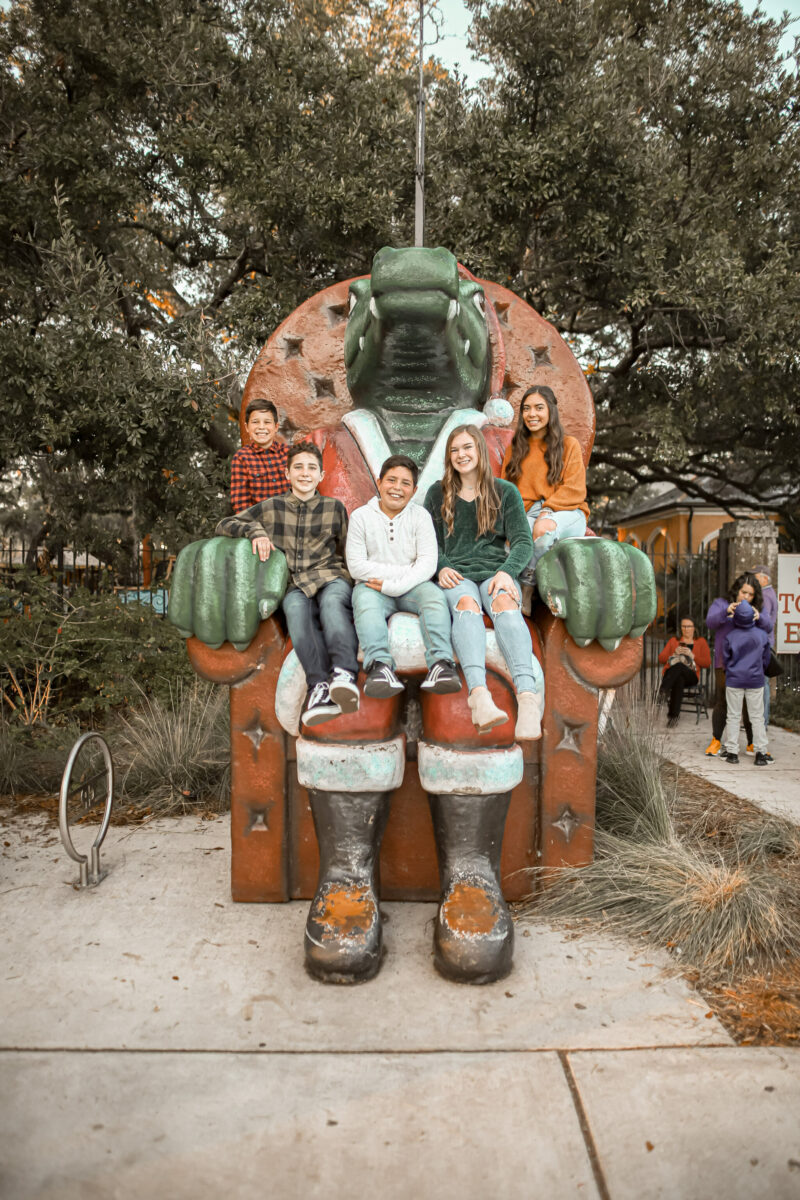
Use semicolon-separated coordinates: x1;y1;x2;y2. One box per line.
353;581;454;670
526;501;587;570
443;577;543;695
281;578;359;687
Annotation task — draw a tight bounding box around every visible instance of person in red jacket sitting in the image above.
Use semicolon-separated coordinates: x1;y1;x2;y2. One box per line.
658;617;711;726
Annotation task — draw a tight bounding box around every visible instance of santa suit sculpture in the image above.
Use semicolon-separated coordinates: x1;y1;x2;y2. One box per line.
170;246;655;985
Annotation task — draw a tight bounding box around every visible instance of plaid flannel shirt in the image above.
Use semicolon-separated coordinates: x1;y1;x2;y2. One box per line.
215;492;350;597
229;440;289;511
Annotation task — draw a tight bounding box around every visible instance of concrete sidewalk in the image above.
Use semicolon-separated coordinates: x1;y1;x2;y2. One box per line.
2;809;799;1199
659;715;800;826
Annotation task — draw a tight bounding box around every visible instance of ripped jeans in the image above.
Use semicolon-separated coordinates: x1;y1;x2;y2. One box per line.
443;577;543;696
524;501;587;578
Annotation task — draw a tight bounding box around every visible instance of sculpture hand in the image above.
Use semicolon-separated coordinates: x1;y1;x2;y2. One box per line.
535;539;656;651
168;537;289;651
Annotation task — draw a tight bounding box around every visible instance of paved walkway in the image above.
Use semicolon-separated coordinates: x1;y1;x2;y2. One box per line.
2;807;799;1199
659;714;800;825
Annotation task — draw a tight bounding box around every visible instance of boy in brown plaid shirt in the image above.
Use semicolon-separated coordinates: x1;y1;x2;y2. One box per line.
216;442;360;727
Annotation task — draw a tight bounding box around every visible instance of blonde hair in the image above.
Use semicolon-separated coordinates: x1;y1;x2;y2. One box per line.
441;425;500;537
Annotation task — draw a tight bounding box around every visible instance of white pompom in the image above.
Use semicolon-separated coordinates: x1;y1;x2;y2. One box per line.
483;396;514;427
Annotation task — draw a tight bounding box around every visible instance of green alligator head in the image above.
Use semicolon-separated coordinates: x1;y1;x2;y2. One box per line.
344;246;491;465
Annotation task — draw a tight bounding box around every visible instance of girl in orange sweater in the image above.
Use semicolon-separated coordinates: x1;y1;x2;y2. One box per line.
501;386;589;581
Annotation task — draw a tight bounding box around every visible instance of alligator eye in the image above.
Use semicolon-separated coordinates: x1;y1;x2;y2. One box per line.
349;292;357;313
473;293;485;315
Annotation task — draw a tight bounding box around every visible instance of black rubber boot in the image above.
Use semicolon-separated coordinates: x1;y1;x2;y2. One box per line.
304;789;391;985
429;791;514;984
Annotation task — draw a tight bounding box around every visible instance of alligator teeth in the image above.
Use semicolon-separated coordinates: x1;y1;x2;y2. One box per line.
370;298;378;318
359;336;365;351
447;299;458;321
349;292;357;313
463;339;470;356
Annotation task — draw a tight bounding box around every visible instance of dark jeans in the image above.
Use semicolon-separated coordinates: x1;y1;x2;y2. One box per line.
659;663;698;719
281;578;359;688
712;666;751;743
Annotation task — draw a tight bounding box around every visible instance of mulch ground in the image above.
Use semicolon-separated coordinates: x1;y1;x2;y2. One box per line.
666;764;800;1048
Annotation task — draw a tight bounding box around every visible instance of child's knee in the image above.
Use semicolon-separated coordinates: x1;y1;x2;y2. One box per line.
490;592;518;614
532;517;557;540
455;596;481;613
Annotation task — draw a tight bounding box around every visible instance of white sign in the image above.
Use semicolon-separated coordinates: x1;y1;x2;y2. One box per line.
777;554;800;654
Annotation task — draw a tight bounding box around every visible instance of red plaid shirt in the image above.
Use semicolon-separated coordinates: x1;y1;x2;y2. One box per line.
229;440;290;511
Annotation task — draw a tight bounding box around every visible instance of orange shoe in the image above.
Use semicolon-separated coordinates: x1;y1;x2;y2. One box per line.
705;738;721;756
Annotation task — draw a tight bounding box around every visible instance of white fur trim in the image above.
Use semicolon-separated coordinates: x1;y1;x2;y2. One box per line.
417;741;524;795
296;734;406;792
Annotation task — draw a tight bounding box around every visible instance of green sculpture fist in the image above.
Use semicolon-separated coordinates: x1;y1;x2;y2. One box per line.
535;539;656;651
168;537;289;651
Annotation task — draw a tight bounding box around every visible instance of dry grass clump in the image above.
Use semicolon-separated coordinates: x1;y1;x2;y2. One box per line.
114;680;229;815
519;688;800;981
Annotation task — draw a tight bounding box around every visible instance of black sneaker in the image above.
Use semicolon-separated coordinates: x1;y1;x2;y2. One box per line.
420;660;462;694
722;751;739;764
363;662;405;699
754;752;769;766
328;667;360;712
302;682;342;728
764;752;774;763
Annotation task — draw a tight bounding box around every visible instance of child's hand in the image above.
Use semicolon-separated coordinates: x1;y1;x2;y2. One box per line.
252;536;273;562
366;578;383;591
438;567;464;589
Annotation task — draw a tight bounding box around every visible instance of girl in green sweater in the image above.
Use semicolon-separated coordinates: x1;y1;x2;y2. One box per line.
424;425;544;739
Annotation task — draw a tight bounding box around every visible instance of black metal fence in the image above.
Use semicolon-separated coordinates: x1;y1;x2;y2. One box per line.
638;544;800;707
0;536;175;616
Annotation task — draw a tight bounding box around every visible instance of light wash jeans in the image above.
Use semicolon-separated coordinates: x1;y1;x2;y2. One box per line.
352;580;454;670
723;686;768;755
443;577;543;696
524;501;587;575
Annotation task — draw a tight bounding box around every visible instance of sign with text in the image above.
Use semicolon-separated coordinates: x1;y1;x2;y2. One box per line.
777;554;800;653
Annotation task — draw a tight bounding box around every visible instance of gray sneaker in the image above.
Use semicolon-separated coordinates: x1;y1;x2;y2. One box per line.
363;662;405;698
420;660;462;694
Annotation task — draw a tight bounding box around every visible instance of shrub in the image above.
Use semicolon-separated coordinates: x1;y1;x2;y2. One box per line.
0;570;194;725
113;680;229;814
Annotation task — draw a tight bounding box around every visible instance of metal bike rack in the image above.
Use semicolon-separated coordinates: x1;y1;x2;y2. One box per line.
59;732;115;888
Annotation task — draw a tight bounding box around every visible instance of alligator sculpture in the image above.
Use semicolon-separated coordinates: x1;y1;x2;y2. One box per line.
169;245;656;985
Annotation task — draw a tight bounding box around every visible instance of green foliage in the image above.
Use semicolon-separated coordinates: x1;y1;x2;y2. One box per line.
439;0;800;540
0;0;425;553
0;570;194;725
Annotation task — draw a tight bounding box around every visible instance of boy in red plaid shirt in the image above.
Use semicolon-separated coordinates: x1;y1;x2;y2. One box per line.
229;398;289;511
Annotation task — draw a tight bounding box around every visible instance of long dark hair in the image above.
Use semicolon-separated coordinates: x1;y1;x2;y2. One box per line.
504;385;565;488
441;424;500;537
728;572;763;610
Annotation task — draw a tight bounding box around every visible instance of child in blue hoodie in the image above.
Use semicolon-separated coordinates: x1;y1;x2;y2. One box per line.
721;600;771;766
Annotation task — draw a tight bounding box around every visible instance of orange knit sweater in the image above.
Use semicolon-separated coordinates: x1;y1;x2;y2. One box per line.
501;435;589;517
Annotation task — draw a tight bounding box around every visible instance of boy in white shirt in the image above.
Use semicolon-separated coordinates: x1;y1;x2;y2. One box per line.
346;455;461;697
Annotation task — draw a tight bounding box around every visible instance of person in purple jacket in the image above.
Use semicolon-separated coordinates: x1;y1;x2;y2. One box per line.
720;600;771;765
752;564;777;729
705;572;774;757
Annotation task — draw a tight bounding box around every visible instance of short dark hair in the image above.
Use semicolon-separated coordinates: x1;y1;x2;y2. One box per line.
378;454;418;486
287;441;323;470
244;398;278;423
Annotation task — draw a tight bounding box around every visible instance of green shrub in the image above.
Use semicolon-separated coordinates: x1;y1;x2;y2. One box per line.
0;570;194;725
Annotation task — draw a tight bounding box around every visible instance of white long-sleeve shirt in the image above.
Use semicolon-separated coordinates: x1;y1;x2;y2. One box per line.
345;496;439;598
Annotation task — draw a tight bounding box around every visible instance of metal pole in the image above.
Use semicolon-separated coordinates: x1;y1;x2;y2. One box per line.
414;0;425;246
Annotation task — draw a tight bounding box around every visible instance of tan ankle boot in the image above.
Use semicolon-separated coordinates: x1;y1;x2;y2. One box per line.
468;686;508;733
515;691;543;740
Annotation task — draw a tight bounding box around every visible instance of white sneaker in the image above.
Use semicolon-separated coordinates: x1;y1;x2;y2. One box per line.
328;667;360;713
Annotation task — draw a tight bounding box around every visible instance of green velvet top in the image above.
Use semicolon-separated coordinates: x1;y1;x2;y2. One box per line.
423;479;533;582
